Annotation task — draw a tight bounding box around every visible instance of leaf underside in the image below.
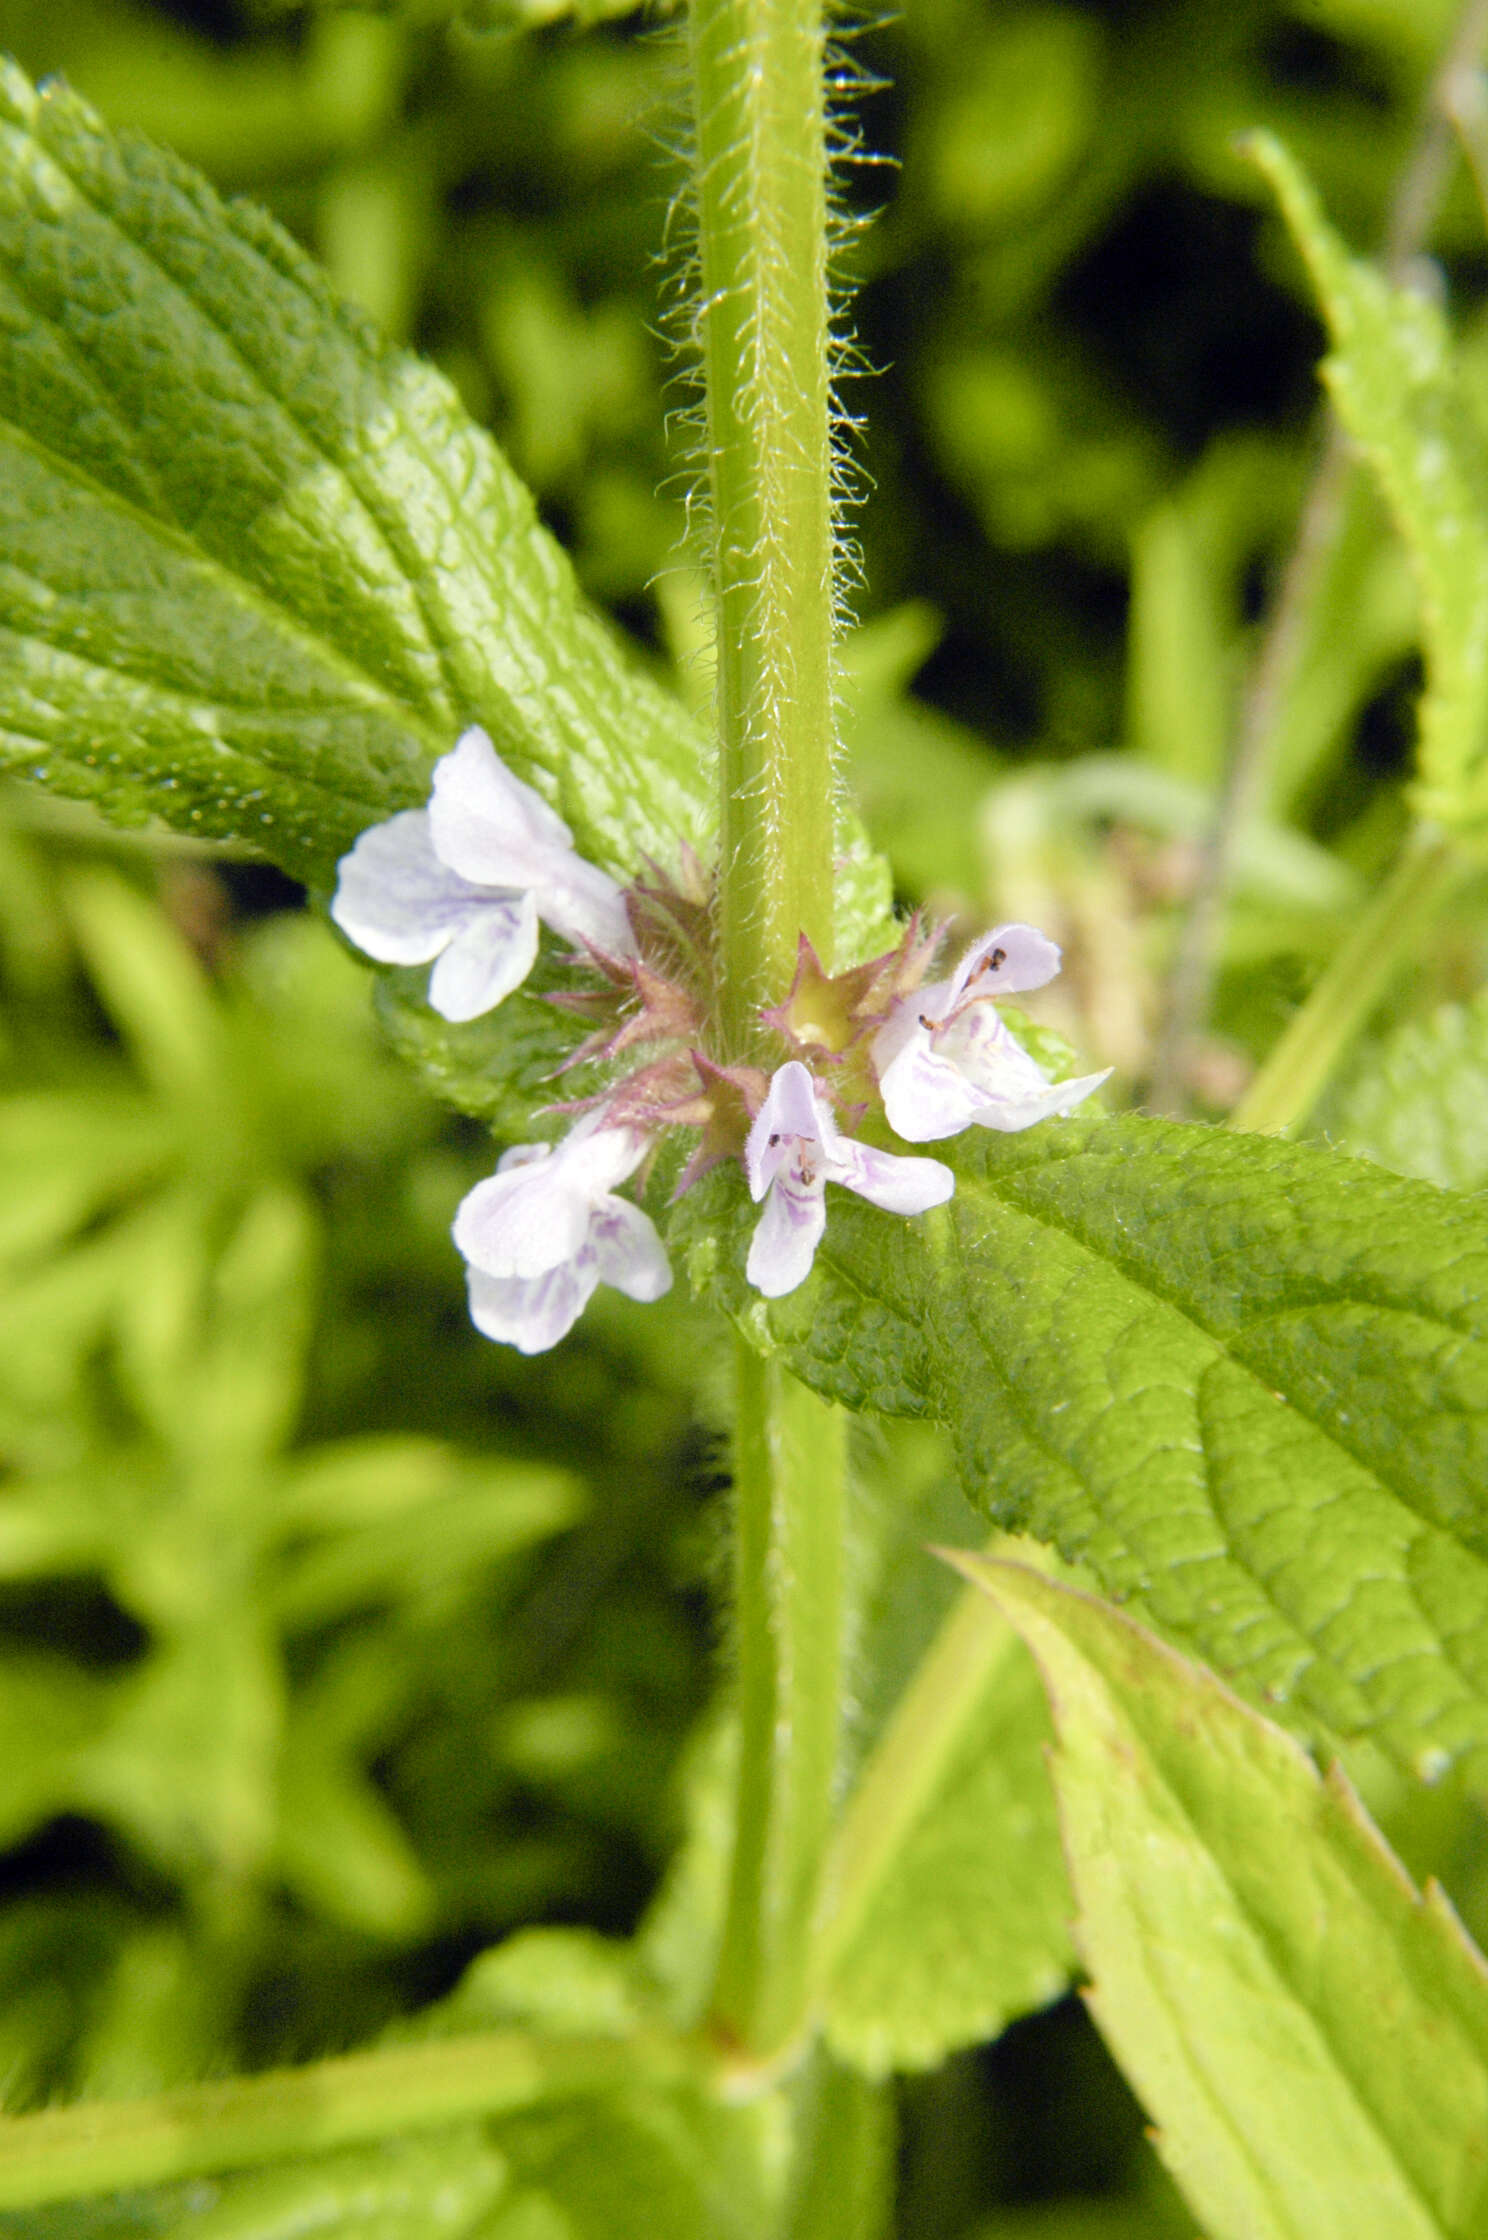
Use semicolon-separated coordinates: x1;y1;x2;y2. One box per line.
960;1556;1488;2240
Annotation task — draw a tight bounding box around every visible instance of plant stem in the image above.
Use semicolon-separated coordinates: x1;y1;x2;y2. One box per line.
0;2030;698;2209
1229;829;1463;1134
711;1338;846;2059
687;0;839;1041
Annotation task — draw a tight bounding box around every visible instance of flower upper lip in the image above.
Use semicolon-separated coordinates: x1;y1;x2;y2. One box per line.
330;727;632;1024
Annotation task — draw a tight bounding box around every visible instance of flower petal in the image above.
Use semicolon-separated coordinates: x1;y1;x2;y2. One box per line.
969;1066;1110;1131
591;1198;672;1302
426;892;540;1022
878;1035;986;1142
453;1156;592;1281
947;923;1061;1005
429;728;576;888
537;864;635;959
832;1140;955;1216
466;1257;597;1354
330;810;478;965
552;1116;650;1197
746;1179;827;1297
745;1060;827;1200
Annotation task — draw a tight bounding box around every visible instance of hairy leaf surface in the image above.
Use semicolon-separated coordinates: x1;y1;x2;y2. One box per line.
956;1556;1488;2240
0;58;711;888
673;1115;1488;1782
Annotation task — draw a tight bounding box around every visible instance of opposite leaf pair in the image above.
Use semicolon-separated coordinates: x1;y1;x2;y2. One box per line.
332;730;1108;1349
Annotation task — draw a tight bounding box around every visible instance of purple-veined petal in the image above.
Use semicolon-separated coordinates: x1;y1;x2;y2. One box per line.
330;810;480;965
745;1061;829;1200
946;923;1061;1006
877;1035;986;1142
832;1139;955;1216
429;728;576;888
746;1177;827;1297
453;1154;592;1281
591;1198;672;1302
466;1256;598;1354
426;892;539;1022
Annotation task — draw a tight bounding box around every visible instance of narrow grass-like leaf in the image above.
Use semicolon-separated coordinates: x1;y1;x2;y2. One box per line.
0;58;711;887
953;1555;1488;2240
673;1115;1488;1784
1251;134;1488;843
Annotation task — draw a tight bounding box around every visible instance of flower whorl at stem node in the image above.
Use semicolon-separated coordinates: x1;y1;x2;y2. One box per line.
333;736;1108;1344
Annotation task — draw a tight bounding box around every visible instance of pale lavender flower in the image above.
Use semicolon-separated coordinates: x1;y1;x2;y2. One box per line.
331;727;633;1023
744;1061;954;1299
453;1112;670;1353
874;924;1109;1143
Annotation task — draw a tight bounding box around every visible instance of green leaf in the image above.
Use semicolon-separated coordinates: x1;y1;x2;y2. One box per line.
780;2060;893;2240
672;1115;1488;1785
1321;986;1488;1191
953;1554;1488;2240
821;1566;1074;2076
0;57;712;887
151;2130;512;2240
1250;133;1488;844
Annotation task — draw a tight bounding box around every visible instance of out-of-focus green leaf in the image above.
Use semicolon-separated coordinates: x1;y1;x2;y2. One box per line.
781;2060;894;2240
1254;133;1488;844
1322;986;1488;1190
1264;467;1420;820
955;1554;1488;2240
269;1455;581;1625
151;2130;511;2240
0;58;712;888
78;1612;284;1881
673;1114;1488;1785
274;1635;435;1938
822;1573;1073;2077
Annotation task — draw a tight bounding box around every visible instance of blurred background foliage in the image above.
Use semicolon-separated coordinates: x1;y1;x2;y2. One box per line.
3;0;1488;2232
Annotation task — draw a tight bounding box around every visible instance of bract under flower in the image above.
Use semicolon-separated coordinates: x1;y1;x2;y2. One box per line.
744;1061;954;1298
453;1113;670;1353
873;924;1109;1142
331;727;633;1023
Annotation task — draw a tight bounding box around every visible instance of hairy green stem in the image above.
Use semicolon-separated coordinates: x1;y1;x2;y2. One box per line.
711;1339;847;2058
687;0;838;1039
1229;830;1463;1135
0;2031;699;2209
